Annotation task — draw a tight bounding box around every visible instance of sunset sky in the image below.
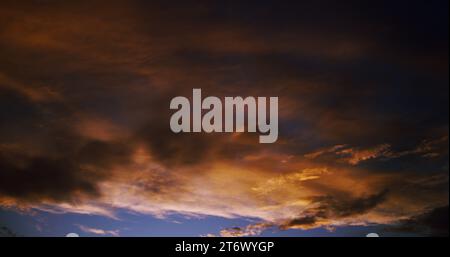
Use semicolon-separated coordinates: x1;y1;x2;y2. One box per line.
0;0;448;237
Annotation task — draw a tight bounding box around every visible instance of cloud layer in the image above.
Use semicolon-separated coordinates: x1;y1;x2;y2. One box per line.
0;0;448;236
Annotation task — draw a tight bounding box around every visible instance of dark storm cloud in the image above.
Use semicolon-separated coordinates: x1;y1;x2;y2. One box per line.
77;140;133;168
138;111;264;167
311;189;389;218
133;90;264;167
0;138;134;203
280;190;389;229
139;123;216;166
0;152;101;202
387;206;449;236
280;216;317;228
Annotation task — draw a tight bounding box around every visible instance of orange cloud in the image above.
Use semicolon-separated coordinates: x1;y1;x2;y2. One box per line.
0;1;447;237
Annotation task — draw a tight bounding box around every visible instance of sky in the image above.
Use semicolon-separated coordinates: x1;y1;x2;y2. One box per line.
0;0;448;237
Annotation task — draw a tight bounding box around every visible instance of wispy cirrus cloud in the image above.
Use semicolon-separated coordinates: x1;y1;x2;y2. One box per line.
77;224;119;237
304;136;448;165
